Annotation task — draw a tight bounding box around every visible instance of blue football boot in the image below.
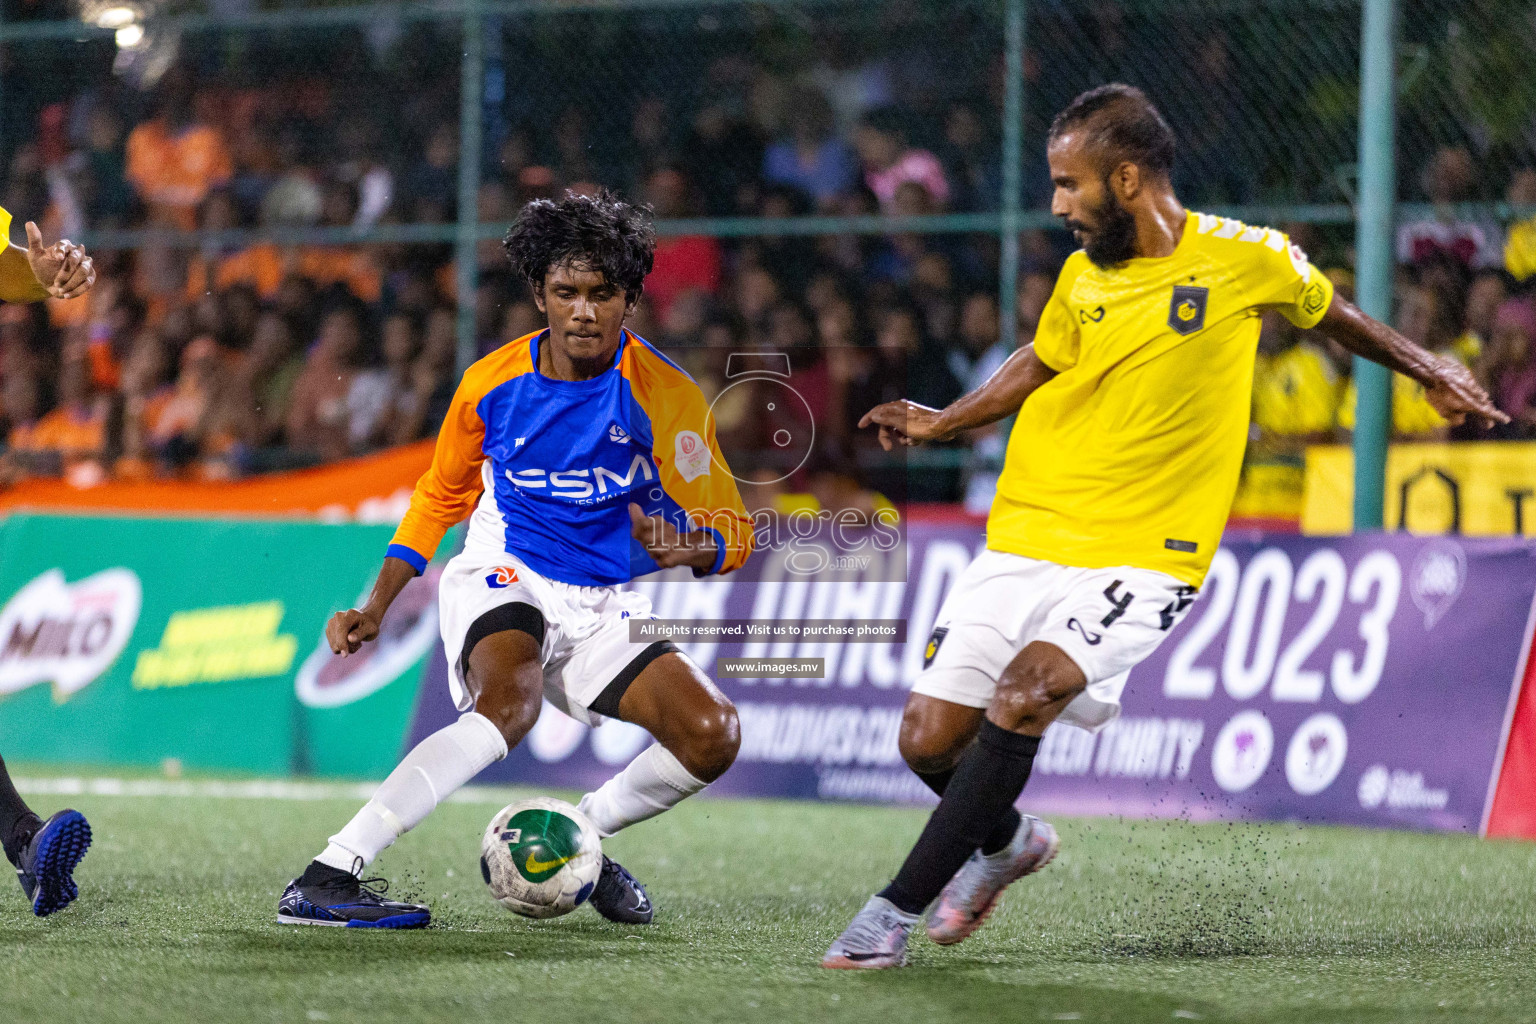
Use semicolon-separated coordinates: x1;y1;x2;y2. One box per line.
15;809;92;917
588;855;653;924
277;860;430;929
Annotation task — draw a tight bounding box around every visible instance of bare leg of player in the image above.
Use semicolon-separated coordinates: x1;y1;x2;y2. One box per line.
278;631;541;928
573;653;740;923
898;694;984;777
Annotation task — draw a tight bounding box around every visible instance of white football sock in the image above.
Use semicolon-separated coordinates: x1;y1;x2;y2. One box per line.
576;743;707;838
316;711;508;873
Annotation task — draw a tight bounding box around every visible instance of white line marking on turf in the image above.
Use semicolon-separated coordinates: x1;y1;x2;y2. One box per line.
15;777;529;805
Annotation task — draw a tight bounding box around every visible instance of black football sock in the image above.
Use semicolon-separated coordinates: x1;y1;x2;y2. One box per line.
880;722;1040;915
0;755;43;867
913;765;1022;857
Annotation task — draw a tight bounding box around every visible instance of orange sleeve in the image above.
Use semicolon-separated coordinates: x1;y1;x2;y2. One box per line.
203;129;233;186
640;368;755;576
216;245;285;297
124;125;158;193
387;374;488;571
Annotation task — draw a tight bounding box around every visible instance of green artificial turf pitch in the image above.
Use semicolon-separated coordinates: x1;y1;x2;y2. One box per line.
3;776;1535;1024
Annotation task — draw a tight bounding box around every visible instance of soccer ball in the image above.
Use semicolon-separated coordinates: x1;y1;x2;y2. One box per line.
479;797;602;919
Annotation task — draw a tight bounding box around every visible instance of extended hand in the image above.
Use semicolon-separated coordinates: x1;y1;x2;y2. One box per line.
326;607;382;657
857;400;951;451
628;502;717;571
25;222;94;300
1423;354;1507;428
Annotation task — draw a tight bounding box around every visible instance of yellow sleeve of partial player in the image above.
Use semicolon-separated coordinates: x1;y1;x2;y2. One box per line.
1287;346;1340;434
387;373;489;573
0;205;37;304
1031;255;1086;372
1245;229;1334;329
642;373;755;576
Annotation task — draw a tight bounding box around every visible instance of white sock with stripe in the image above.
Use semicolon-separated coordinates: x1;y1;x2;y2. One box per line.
316;711;508;873
576;744;707;838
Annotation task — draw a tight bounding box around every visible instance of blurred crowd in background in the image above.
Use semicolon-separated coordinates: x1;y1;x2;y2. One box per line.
0;3;1532;510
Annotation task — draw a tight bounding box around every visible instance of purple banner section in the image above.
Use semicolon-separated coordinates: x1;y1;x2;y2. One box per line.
407;527;1536;832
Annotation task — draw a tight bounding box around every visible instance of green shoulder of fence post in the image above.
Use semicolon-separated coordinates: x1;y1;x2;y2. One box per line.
1352;0;1399;533
456;1;487;378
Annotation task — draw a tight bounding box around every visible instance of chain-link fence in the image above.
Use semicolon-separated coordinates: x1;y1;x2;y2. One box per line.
0;0;1531;515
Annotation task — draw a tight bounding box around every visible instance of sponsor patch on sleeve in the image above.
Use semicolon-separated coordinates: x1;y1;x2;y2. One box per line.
674;430;711;482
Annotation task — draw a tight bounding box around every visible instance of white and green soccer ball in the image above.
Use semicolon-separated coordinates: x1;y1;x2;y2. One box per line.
480;797;603;919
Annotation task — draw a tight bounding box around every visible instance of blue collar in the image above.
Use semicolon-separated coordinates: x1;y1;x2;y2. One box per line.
529;328;628;390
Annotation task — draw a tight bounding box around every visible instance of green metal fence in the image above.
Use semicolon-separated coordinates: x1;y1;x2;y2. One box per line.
1;0;1533;519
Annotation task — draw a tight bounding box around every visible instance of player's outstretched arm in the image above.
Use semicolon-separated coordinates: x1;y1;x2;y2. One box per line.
858;343;1058;450
326;556;418;657
0;222;95;303
1317;293;1507;428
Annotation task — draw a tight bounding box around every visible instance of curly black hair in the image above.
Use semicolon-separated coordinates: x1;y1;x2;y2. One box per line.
502;189;657;305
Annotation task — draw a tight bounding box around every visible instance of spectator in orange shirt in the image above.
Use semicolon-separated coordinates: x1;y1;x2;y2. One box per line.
125;66;234;230
184;190;288;300
11;349;110;485
297;182;382;303
84;280;146;393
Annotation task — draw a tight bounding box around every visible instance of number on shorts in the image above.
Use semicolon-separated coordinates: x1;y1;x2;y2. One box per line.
1100;580;1134;628
1158;585;1198;631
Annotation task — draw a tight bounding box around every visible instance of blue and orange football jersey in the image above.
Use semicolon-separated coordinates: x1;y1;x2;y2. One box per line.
387;329;754;586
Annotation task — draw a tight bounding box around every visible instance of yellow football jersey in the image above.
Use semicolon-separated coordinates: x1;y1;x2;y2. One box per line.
1337;369;1448;437
1252;341;1340;437
988;211;1334;586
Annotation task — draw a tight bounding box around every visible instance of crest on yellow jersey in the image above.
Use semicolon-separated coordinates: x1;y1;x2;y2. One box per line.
1168;285;1209;335
922;626;949;668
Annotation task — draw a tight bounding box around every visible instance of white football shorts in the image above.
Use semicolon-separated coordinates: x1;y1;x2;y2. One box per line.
911;549;1198;732
437;548;667;725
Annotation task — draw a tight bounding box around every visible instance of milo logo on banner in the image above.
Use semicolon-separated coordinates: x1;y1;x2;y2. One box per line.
0;568;143;699
293;565;440;709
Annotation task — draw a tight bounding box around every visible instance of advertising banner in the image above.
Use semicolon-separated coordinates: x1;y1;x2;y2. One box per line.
0;441;432;521
0;514;431;775
410;525;1536;833
1304;441;1536;536
5;510;1529;834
